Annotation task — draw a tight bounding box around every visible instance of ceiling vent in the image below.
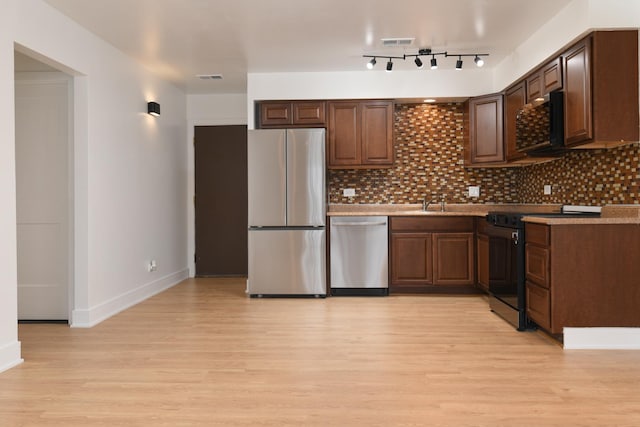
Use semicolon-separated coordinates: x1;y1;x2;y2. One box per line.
197;74;223;80
381;38;415;47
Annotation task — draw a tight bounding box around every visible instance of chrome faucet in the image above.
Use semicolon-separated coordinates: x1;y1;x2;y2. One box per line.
440;194;446;212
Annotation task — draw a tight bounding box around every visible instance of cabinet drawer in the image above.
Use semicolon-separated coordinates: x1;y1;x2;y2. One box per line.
390;216;474;232
525;223;549;246
526;281;551;331
525;243;550;288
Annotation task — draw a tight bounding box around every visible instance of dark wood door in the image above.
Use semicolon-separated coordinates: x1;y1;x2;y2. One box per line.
563;38;592;146
194;125;248;276
328;101;360;167
433;233;475;285
390;233;433;286
361;100;394;165
504;82;526;161
468;94;504;164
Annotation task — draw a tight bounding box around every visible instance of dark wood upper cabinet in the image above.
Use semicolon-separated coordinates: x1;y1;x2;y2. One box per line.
526;57;562;103
504;81;527;162
328;99;394;169
467;93;504;165
327;101;360;166
257;100;326;128
259;101;292;127
563;30;639;148
361;101;394;166
292;101;326;125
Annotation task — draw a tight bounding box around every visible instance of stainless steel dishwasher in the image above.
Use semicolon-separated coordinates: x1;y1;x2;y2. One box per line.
329;216;388;296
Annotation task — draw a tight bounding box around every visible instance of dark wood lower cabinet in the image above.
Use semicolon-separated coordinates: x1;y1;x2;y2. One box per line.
525;222;640;335
389;216;475;293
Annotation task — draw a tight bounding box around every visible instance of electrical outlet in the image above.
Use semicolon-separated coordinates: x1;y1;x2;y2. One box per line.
468;186;480;198
544;185;552;195
148;260;157;272
343;188;356;197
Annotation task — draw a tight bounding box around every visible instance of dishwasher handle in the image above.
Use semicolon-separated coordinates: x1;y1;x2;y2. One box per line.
332;221;388;227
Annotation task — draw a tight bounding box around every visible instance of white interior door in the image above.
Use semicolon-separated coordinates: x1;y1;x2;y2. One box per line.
15;74;70;320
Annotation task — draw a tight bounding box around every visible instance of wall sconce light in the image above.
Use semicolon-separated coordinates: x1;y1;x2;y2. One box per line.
147;101;160;117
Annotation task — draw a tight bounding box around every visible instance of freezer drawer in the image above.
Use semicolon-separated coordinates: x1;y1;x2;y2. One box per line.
248;229;326;296
330;216;388;293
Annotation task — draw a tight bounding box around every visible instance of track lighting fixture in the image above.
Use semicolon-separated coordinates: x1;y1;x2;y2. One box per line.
363;50;488;70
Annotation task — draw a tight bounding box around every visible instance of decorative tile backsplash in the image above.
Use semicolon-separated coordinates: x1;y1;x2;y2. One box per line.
518;144;640;205
328;103;519;204
328;103;640;207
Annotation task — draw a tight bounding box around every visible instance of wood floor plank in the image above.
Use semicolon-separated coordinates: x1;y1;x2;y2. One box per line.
1;277;639;426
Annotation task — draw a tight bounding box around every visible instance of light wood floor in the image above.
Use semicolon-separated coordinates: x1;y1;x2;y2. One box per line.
2;278;640;426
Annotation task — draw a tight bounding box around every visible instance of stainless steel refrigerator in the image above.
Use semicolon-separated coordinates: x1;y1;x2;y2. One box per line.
247;128;326;297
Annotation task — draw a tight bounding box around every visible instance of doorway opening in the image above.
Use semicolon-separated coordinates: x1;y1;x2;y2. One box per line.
14;49;74;323
194;125;248;277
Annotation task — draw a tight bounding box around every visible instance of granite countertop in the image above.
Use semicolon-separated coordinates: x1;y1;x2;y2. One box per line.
327;203;561;217
327;203;640;224
522;205;640;225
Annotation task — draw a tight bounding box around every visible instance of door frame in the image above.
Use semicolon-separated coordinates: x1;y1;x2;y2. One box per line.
14;71;74;321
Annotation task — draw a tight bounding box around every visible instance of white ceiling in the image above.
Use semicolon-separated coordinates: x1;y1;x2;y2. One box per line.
43;0;572;94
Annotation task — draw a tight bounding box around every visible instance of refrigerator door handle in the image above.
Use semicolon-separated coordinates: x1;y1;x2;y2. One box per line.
331;221;388;227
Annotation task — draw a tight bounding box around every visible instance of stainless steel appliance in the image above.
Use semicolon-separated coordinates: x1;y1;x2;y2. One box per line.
329;216;388;296
247;129;326;297
485;206;600;330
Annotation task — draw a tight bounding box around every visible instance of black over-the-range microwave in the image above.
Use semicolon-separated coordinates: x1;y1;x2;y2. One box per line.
515;91;565;156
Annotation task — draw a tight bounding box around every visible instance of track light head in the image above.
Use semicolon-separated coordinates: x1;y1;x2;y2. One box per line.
367;57;377;69
430;56;438;70
455;57;463;70
386;59;393;72
414;57;423;69
474;55;484;67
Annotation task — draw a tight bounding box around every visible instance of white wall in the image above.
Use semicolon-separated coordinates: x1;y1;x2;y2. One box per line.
0;0;22;373
186;93;247;276
0;0;189;371
494;0;640;89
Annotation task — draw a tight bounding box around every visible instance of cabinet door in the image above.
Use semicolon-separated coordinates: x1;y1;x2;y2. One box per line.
526;74;542;103
504;82;527;161
525;243;550;288
468;94;504;164
293;101;326;125
563;38;592;145
361;101;394;165
542;57;562;94
259;102;292;127
433;233;475;285
390;233;432;286
476;234;489;292
526;281;551;331
328;101;360;166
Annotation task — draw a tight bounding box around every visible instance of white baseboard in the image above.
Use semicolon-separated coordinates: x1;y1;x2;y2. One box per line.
71;268;189;328
0;340;23;373
563;327;640;349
